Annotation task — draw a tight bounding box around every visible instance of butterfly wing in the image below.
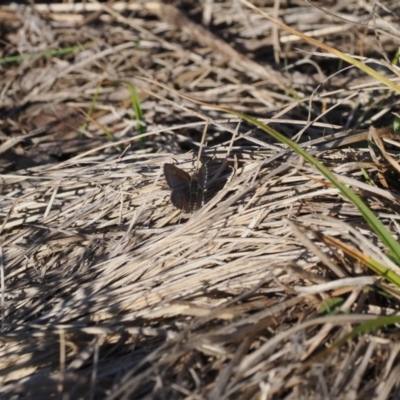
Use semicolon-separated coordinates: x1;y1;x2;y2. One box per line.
164;164;191;189
171;185;191;212
195;164;208;210
164;162;219;212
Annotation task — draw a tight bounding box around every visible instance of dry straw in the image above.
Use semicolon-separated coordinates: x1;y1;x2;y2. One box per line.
1;1;400;399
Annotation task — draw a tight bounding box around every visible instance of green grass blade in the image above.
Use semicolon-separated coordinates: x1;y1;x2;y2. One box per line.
222;108;400;270
0;45;88;65
126;83;146;142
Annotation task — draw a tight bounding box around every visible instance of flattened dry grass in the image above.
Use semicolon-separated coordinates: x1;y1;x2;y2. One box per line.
1;1;400;399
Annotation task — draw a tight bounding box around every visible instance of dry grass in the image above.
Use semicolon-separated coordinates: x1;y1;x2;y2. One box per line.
1;1;400;399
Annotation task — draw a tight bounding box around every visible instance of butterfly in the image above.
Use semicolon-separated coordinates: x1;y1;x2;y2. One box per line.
164;163;208;212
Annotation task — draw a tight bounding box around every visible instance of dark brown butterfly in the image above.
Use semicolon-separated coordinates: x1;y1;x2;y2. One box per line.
164;163;207;212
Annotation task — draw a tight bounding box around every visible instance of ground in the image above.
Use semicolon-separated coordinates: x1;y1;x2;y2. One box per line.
1;1;400;399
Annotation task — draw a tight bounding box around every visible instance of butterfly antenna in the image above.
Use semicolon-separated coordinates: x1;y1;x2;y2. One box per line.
197;119;209;170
